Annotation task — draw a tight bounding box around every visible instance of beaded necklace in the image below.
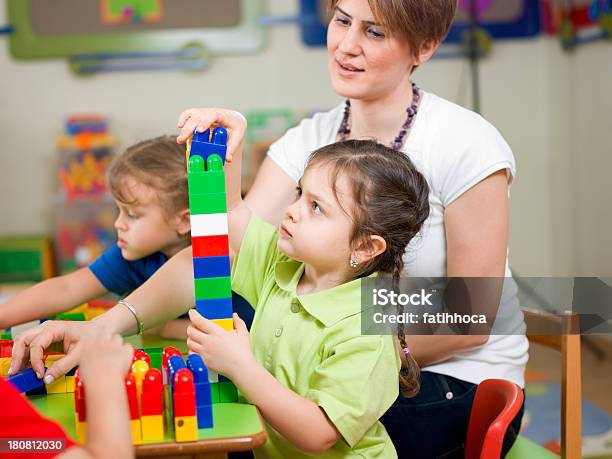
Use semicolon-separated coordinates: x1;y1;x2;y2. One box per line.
337;82;421;151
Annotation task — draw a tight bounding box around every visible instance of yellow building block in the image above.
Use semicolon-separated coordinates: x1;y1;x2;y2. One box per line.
76;421;87;444
212;318;233;331
174;416;198;442
130;419;142;445
141;415;164;441
44;354;65;366
131;360;150;398
66;304;88;314
66;375;75;393
0;357;11;377
46;375;67;394
84;307;107;321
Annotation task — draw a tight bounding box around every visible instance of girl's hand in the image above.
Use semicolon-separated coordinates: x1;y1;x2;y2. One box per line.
186;310;256;380
79;326;134;384
177;108;247;163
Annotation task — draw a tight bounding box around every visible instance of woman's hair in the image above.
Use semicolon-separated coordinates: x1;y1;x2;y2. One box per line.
108;135;188;218
305;140;430;397
327;0;457;60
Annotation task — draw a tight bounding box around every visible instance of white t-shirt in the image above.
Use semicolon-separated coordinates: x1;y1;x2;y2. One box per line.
268;91;529;387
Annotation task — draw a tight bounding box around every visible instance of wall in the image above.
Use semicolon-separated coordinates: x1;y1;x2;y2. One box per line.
0;1;610;276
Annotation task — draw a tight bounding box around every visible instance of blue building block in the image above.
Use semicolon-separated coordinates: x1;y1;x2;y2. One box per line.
186;354;214;428
167;354;186;389
194;381;212;406
195;298;233;320
26;384;47;395
186;354;208;382
196;405;214;429
189;127;228;166
8;368;44;393
193;256;231;279
187;354;213;407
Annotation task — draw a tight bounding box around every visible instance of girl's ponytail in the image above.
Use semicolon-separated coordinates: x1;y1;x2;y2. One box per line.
394;253;420;398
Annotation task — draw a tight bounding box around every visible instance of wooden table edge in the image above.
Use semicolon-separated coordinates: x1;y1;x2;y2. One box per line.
134;411;267;457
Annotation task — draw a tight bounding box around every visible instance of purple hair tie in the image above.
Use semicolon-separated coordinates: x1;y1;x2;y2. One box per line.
402;346;410;355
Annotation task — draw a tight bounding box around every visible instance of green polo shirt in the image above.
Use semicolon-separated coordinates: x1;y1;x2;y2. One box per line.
231;215;400;459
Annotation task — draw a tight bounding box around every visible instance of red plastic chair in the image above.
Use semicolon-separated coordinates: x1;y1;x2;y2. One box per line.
465;379;524;459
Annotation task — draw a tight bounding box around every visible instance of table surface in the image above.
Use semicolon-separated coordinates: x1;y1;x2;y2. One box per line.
29;334;267;456
30;395;266;456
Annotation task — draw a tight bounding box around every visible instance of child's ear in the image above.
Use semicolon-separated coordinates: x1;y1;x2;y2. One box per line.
352;235;387;265
174;209;191;236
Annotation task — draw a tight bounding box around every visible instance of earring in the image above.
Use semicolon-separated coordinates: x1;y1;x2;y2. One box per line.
350;259;359;268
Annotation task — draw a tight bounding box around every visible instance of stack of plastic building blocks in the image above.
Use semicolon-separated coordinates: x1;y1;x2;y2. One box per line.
73;347;213;444
187;128;234;332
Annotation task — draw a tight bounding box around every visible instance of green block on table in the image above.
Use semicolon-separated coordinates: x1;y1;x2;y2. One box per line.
194;277;232;300
55;312;86;321
190;193;227;215
219;381;238;403
144;347;163;370
211;382;220;403
188;172;225;194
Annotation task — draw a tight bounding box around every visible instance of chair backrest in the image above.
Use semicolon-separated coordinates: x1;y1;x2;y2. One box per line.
523;309;582;459
465;379;525;459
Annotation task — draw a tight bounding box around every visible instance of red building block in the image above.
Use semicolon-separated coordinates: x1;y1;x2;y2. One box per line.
133;349;151;368
192;235;229;257
173;369;196;417
125;373;139;420
141;368;163;416
0;340;13;358
74;371;86;423
161;347;182;385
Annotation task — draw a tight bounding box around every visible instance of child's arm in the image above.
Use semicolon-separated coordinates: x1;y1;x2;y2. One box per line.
224;129;253;259
9;248;197;380
59;327;134;459
236;357;341;453
187;311;341;454
0;267;107;329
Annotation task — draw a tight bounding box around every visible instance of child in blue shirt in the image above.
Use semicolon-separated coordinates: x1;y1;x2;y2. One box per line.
0;136;191;330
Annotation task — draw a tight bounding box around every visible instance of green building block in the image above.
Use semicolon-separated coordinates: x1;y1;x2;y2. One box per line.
1;332;12;340
219;381;238;402
189;193;227;215
211;382;220;403
55;312;86;321
143;347;163;370
188;171;225;194
194;277;232;300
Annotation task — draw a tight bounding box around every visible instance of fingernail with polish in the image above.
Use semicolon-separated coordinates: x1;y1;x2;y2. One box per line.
44;375;54;385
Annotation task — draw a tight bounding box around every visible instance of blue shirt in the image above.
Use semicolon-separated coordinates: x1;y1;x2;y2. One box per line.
88;244;167;296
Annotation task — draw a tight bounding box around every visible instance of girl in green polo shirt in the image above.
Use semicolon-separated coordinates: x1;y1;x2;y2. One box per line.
186;117;430;458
